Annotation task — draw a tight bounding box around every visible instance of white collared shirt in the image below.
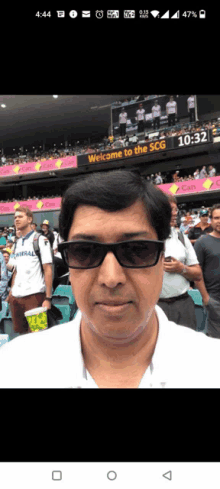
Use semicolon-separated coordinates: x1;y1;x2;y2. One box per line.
160;227;199;298
12;231;53;297
1;305;220;388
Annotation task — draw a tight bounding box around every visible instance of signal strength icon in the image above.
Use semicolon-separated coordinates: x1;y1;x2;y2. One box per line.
171;10;180;18
151;10;160;18
161;10;169;18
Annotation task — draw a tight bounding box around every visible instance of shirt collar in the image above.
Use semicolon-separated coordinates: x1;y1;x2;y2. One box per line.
21;230;35;244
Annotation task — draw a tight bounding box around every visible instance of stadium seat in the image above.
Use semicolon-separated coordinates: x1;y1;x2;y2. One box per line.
0;334;9;348
52;285;75;305
0;301;9;325
188;289;206;332
53;304;71;324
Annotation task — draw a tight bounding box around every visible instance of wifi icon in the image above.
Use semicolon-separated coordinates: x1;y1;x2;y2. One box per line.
151;10;160;17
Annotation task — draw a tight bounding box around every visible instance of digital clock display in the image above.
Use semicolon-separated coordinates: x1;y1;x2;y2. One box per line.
174;130;210;148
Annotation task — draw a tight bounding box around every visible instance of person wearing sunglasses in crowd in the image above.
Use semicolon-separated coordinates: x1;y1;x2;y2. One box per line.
1;169;220;388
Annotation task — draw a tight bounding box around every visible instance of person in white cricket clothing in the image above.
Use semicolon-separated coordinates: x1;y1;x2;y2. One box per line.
187;95;195;123
166;96;177;127
8;206;53;335
118;107;128;137
136;103;145;134
151;100;161;130
1;171;220;388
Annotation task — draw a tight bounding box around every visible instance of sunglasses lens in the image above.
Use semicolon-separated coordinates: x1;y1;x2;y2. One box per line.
63;241;161;269
117;241;159;267
65;242;102;268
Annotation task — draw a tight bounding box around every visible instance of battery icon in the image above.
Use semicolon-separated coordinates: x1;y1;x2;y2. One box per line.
199;10;206;18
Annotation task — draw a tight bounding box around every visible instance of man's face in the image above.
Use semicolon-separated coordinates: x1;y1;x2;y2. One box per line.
200;215;209;225
211;209;220;233
67;201;164;343
170;202;178;227
14;212;32;231
42;225;48;233
3;253;9;264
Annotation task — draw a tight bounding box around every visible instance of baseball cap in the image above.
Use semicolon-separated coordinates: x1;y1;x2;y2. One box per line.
41;220;50;226
200;210;209;216
3;248;12;254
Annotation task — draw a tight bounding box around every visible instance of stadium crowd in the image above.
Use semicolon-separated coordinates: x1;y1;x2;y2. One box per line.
0;119;219;168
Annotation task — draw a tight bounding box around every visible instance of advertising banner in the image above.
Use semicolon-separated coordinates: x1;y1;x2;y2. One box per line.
0;197;62;215
158;175;220;196
0;156;77;178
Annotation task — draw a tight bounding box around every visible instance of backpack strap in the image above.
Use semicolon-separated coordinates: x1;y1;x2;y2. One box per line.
33;232;44;277
177;231;186;247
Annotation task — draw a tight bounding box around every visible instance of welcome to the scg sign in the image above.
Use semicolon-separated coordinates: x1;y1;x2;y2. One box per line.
78;139;168;166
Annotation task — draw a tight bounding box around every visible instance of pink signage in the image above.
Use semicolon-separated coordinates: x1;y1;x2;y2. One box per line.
0;156;77;178
158;175;220;196
0;198;62;215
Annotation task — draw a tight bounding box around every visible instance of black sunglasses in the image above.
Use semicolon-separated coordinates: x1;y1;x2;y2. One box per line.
58;239;164;269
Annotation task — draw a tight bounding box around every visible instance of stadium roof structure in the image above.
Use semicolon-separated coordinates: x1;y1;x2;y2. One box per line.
0;95;134;151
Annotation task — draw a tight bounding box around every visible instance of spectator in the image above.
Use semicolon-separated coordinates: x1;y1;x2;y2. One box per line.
194;204;220;338
199;166;207;179
187;95;195;123
188;209;213;245
1;248;14;302
194;169;200;179
154;173;163;184
208;165;216;177
118;107;128;137
8;206;53;335
158;194;202;330
136;103;145;134
151;100;161;130
0;249;9;314
40;220;55;249
179;219;190;234
108;134;114;146
166;96;177;127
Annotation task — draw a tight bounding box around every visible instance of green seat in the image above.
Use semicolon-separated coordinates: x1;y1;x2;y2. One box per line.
188;289;203;306
53;304;71;324
53;285;75;305
188;289;205;332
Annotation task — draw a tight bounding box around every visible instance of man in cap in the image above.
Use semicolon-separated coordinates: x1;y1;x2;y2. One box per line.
188;209;213;246
40;220;55;249
194;204;220;338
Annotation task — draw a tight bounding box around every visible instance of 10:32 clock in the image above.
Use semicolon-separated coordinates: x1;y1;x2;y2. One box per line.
176;130;210;148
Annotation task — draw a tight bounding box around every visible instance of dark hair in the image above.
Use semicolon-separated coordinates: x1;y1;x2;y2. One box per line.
210;203;220;218
59;169;171;242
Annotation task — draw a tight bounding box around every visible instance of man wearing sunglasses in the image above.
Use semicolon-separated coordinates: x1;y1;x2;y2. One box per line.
1;169;220;388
